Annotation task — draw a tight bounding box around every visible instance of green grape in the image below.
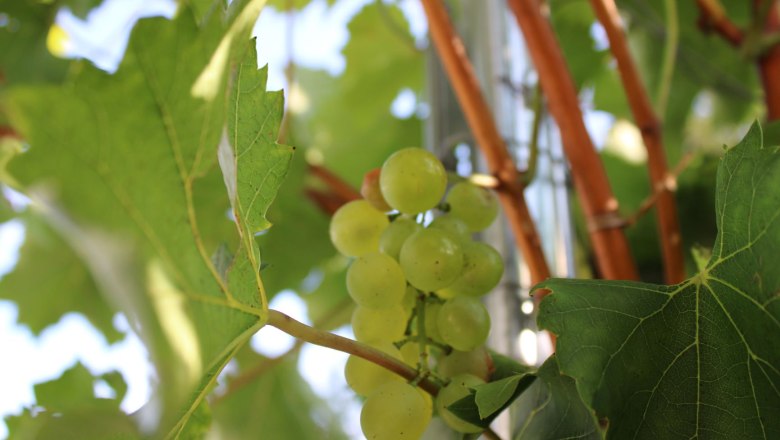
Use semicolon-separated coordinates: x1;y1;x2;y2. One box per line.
399;229;463;292
344;341;403;396
445;242;504;297
330;200;389;257
428;214;471;241
347;253;406;308
446;181;499;232
379;217;423;260
437;347;492;381
361;381;432;440
399;342;419;366
435;374;485;433
437;297;490;351
352;305;408;343
417;387;433;417
380;148;447;214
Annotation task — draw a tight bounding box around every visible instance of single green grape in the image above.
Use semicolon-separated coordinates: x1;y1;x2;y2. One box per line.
400;228;463;292
347;252;406;308
446;181;499;232
352;305;408;343
417;387;433;418
445;242;504;297
437;347;492;381
379;217;423;260
380;148;447;214
435;374;485;433
437;297;490;351
399;342;420;366
330;200;389;257
428;214;471;241
344;341;403;396
361;381;432;440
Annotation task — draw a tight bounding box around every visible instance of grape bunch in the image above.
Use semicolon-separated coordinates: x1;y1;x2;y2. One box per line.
329;148;505;438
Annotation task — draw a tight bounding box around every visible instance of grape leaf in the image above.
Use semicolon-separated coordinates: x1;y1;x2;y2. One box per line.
0;191;14;223
0;211;122;342
764;120;780;148
512;356;603;440
474;374;536;419
536;122;780;438
34;362;124;412
266;0;337;11
446;375;536;428
256;152;334;298
297;2;424;187
213;354;348;440
4;1;288;436
447;359;536;429
0;0;70;85
6;362;139;440
490;350;534;380
300;256;353;330
340;2;422;112
223;42;293;239
6;408;140;440
178;402;212;440
59;0;104;18
620;0;758;160
549;0;606;89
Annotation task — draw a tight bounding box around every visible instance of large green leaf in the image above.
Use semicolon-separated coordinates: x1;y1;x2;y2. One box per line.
536;122;780;438
4;2;289;436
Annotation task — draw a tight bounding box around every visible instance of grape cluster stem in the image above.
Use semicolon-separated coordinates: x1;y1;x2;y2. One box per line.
267;309;441;396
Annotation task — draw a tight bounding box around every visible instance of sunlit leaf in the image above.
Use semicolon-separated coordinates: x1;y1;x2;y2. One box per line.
5;3;287;436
